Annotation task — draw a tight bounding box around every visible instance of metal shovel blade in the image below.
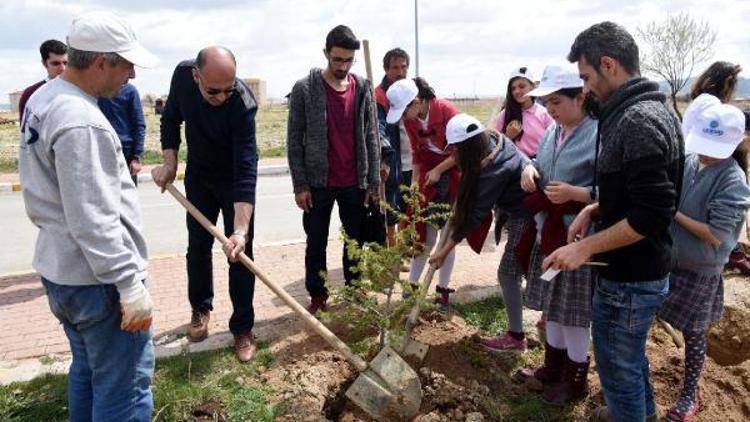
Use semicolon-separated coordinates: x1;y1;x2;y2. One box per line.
400;338;429;360
345;345;422;421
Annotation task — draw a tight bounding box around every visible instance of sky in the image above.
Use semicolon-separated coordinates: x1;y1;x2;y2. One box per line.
1;0;749;101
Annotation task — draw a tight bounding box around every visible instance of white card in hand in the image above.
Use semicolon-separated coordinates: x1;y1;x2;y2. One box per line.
541;268;561;282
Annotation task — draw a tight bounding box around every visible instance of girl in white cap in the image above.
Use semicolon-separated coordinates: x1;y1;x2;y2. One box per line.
385;77;460;308
683;62;750;275
495;66;554;159
657;103;750;421
482;67;554;352
428;114;530;307
514;65;598;405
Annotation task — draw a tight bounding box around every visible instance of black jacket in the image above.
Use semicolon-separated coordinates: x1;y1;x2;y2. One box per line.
161;60;258;204
594;78;684;281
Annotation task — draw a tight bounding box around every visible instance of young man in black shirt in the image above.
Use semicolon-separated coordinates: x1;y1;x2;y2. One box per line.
543;22;683;421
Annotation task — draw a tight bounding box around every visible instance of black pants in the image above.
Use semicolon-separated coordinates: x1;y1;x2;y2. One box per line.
303;186;365;298
121;145;138;186
185;172;255;335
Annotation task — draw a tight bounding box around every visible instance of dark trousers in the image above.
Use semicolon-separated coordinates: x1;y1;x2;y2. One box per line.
303;186;365;298
185;172;255;335
121;145;138;186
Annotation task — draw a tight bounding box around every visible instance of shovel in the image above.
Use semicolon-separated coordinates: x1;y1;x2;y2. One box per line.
398;220;453;360
164;184;421;421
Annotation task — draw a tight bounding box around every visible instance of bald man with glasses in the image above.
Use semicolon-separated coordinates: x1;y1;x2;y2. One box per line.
152;46;259;363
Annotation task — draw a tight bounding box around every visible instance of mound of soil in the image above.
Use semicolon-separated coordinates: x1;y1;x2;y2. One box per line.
252;283;750;421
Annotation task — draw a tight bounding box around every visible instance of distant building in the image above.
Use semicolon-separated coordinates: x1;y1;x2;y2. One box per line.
242;78;267;107
8;91;22;115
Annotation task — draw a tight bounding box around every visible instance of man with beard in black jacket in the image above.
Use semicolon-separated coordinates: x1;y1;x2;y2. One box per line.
542;22;684;422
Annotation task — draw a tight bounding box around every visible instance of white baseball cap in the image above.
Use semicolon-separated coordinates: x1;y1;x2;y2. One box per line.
527;65;583;97
509;66;536;83
446;113;485;145
386;78;418;123
67;11;158;68
682;93;720;136
685;103;745;159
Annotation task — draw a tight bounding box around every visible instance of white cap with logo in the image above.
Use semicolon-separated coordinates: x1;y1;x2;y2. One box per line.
508;66;536;83
527;65;583;97
685;102;745;159
386;78;419;124
446;113;485;145
67;11;158;68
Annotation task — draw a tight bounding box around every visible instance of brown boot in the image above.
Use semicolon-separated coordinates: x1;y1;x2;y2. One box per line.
187;310;210;342
307;295;328;316
234;332;257;363
516;342;566;387
542;356;590;405
725;249;750;275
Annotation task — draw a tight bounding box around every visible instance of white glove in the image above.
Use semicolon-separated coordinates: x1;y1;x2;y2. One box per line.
117;279;153;332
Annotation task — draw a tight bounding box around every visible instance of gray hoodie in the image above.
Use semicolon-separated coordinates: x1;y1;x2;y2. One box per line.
19;77;148;292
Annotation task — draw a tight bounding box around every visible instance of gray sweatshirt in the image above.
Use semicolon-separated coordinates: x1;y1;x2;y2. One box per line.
286;68;380;193
673;154;750;274
19;77;148;292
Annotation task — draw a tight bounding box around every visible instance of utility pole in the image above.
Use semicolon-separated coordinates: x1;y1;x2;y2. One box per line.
414;0;419;76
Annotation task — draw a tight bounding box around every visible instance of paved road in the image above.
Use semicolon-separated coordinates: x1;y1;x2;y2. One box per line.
0;174;341;275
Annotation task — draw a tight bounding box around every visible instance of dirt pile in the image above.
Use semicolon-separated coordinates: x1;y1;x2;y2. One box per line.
252;287;750;421
706;274;750;366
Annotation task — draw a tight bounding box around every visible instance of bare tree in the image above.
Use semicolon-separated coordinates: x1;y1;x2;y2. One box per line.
637;13;717;120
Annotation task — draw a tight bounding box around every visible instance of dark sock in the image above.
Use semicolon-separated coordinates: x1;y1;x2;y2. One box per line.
508;330;525;341
675;331;706;414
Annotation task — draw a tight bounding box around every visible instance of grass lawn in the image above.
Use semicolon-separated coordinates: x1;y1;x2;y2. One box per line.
0;296;557;421
1;346;278;422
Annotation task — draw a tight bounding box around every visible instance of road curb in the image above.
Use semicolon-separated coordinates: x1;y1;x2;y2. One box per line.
0;286;502;385
0;164;289;193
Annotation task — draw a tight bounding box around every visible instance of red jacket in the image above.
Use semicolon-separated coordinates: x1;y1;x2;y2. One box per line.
401;98;462;244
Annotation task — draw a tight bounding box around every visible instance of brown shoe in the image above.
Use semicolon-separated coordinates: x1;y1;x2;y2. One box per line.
307;295;328;316
187;310;210;342
234;332;257;363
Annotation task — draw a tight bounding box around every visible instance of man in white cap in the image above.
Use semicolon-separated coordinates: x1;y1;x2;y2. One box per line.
19;11;157;421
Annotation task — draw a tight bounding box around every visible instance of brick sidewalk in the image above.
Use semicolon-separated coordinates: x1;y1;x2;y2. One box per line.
0;238;504;362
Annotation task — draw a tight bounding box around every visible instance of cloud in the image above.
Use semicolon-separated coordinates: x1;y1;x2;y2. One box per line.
1;0;748;102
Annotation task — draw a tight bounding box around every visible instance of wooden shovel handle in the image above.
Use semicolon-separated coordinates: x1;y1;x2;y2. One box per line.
165;184;369;372
401;220;452;351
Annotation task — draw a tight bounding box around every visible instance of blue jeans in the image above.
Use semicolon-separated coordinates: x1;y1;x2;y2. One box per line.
592;277;668;422
42;278;154;422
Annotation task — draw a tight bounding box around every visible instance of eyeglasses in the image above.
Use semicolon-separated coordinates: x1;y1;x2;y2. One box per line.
48;60;68;67
195;68;237;97
330;56;356;65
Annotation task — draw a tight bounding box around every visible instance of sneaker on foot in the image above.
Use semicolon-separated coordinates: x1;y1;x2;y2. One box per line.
483;333;527;352
667;399;700;421
435;286;455;313
187;310;210;342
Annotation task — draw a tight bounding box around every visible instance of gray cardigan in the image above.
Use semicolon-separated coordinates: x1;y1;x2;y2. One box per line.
286;68;380;193
532;117;597;237
673;154;750;274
